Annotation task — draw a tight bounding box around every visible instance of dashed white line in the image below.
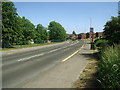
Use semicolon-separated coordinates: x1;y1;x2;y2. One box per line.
17;41;80;62
18;53;45;62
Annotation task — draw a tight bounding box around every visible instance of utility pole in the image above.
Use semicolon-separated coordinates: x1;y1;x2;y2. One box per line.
90;17;92;42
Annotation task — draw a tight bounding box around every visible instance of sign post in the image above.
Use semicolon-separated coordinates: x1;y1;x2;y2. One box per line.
90;27;95;50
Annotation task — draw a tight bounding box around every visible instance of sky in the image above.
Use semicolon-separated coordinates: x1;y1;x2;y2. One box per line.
13;2;118;34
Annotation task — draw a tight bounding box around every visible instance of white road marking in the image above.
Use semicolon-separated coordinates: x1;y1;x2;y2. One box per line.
17;41;80;62
18;53;45;62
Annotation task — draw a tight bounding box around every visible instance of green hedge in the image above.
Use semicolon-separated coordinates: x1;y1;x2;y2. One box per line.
2;40;12;48
34;38;44;44
95;39;108;47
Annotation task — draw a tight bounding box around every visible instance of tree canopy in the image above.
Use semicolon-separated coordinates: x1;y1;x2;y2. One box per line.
72;31;76;35
2;1;67;48
2;2;18;42
34;24;49;43
103;16;120;44
48;21;67;41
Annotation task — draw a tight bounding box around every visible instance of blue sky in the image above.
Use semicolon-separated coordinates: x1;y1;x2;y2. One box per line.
14;2;118;34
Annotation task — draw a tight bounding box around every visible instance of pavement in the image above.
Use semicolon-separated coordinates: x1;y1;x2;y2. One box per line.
18;41;93;88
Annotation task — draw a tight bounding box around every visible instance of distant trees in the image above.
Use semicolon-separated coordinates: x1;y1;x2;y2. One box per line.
86;33;90;39
48;21;67;41
19;16;36;45
2;1;67;48
34;24;49;43
72;31;76;35
103;16;120;44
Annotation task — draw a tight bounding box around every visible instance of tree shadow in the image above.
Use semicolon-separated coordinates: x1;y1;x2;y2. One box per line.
80;51;101;89
80;53;93;60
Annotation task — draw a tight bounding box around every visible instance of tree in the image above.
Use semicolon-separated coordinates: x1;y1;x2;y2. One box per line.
86;33;90;38
21;16;35;43
72;31;76;35
2;1;36;46
2;1;18;47
48;21;67;41
34;24;49;43
103;16;120;44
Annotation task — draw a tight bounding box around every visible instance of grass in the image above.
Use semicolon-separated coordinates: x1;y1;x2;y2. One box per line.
94;38;120;88
97;44;120;88
1;42;60;51
73;39;120;88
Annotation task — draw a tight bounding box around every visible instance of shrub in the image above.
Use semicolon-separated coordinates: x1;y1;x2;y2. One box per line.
95;39;109;50
19;41;29;45
98;45;120;88
2;40;12;48
34;38;44;44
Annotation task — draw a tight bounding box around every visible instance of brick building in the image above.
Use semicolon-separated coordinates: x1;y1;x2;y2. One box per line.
78;33;86;39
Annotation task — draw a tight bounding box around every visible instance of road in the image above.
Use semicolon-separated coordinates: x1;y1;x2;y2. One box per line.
2;40;85;88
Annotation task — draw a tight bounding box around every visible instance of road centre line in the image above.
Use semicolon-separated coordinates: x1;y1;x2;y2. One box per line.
17;42;79;62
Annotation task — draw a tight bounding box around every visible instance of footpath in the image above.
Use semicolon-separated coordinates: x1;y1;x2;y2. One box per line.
18;41;94;88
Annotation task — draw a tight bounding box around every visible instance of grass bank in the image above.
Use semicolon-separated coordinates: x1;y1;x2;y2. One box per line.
97;44;120;88
1;42;60;51
95;38;120;88
73;39;120;89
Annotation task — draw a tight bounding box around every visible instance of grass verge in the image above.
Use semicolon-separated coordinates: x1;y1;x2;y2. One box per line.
1;42;60;51
97;44;120;88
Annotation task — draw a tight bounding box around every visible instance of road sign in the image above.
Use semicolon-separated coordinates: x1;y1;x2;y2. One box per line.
90;27;93;33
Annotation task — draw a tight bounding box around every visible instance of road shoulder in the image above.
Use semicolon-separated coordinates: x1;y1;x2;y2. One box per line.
72;49;99;88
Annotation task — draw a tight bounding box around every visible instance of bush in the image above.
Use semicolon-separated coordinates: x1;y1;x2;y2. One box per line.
19;41;29;45
95;39;108;48
34;38;44;44
98;45;120;88
94;38;100;43
2;40;12;48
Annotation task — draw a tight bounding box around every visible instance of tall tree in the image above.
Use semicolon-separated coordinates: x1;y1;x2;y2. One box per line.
2;1;36;46
34;24;49;43
103;16;120;44
21;16;35;41
72;31;76;35
2;2;19;47
48;21;67;41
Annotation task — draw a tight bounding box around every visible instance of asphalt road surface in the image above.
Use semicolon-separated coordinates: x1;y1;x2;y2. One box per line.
2;40;85;88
